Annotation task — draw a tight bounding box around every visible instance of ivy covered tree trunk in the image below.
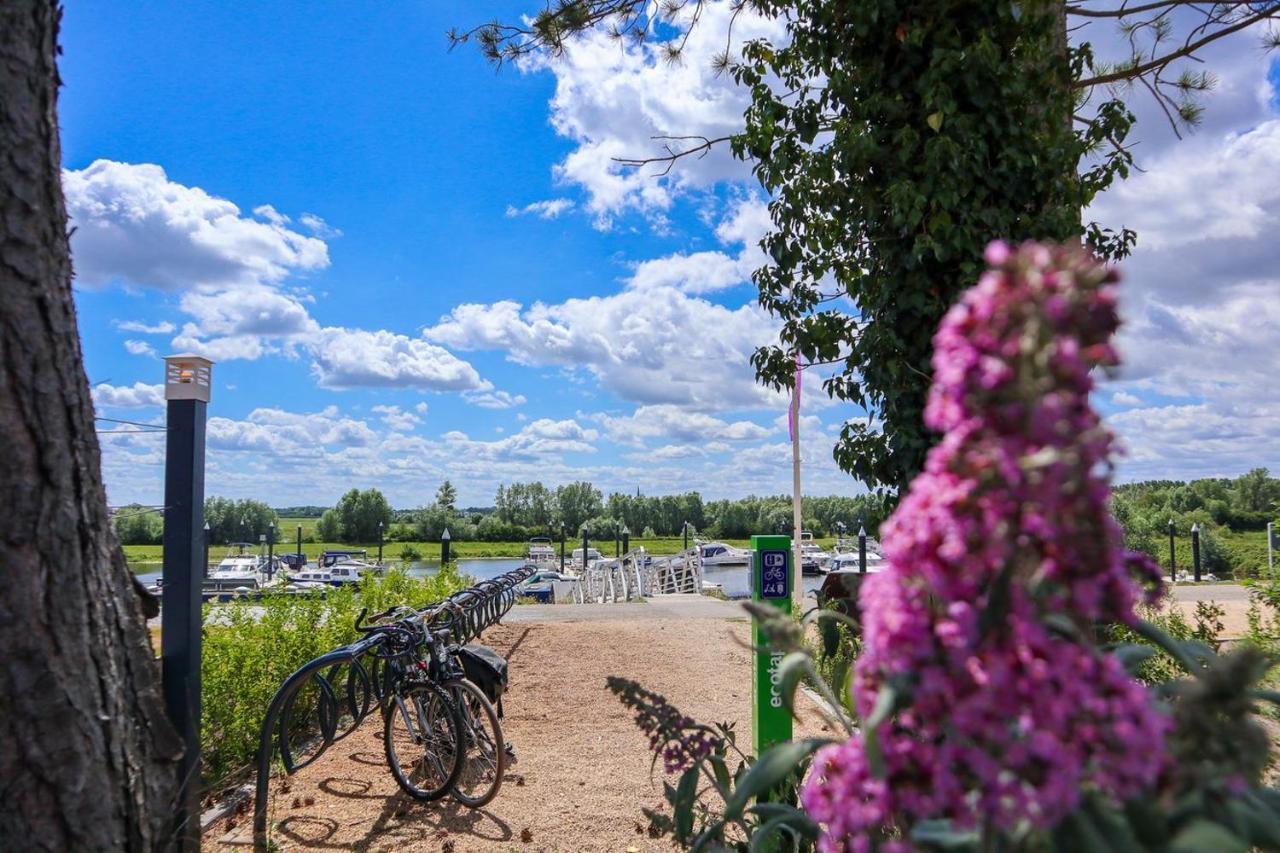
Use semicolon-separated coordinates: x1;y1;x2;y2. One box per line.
741;0;1091;497
0;2;181;849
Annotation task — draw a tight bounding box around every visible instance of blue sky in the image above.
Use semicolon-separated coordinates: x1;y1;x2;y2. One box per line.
67;3;1280;508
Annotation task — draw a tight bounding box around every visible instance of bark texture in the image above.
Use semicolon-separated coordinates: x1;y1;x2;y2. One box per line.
0;2;182;850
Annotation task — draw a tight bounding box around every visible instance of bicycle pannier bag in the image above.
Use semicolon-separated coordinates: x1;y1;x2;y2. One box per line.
458;643;509;716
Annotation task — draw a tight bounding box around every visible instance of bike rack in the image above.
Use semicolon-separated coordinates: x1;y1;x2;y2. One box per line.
250;565;535;847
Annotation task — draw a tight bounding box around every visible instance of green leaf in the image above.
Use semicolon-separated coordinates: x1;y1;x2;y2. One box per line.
1110;643;1156;675
1169;820;1248;853
777;651;811;713
723;739;830;821
749;811;818;852
673;765;699;842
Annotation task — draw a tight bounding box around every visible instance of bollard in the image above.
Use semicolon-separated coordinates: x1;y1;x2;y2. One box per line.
1191;523;1202;583
750;534;793;756
160;354;212;851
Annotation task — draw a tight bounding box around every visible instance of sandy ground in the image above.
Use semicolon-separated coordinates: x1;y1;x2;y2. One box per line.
212;599;831;852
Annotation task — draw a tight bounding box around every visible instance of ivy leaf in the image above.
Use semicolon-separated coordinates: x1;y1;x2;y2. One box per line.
927;111;944;132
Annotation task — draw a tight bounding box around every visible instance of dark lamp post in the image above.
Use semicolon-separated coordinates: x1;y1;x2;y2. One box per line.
267;522;275;579
622;526;630;556
378;520;384;565
202;521;210;578
858;525;868;574
161;353;211;850
559;522;566;573
441;526;452;566
1168;518;1176;582
1191;523;1202;583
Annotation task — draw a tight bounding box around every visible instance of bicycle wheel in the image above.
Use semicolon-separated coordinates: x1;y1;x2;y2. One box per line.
383;681;465;800
446;677;505;808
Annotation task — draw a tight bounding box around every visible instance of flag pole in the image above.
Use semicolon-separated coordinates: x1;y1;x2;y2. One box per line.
791;352;804;612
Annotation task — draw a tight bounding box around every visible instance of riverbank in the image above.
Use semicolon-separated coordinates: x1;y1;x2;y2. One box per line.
122;536;843;569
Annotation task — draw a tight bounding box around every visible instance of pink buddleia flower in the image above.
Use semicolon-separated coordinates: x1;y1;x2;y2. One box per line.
803;242;1170;850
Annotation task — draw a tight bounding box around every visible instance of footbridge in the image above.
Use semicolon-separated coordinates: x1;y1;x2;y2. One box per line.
555;546;705;603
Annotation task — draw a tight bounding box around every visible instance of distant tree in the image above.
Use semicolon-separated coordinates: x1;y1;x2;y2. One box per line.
316;509;341;543
203;497;278;545
435;480;458;512
335;488;393;542
414;504;455;541
556;481;604;532
1232;468;1278;514
113;504;164;545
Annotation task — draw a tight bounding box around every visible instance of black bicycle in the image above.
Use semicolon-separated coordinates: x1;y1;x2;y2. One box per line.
355;607;466;801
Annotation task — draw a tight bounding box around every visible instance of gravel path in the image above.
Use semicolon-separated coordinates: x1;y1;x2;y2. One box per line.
214;600;829;852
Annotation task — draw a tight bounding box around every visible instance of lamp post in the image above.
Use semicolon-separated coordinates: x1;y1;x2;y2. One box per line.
615;524;621;558
296;524;303;566
161;353;212;851
622;525;630;556
683;520;689;553
582;528;590;569
202;521;210;578
267;522;275;579
1191;523;1202;583
1168;518;1176;582
441;527;452;566
858;525;868;574
378;520;384;565
560;522;566;573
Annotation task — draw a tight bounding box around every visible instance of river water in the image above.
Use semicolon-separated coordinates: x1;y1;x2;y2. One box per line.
135;558;828;600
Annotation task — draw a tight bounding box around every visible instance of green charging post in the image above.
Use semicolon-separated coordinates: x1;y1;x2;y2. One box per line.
751;534;794;756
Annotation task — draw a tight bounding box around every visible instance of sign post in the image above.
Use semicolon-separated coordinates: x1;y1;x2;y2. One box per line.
751;534;794;756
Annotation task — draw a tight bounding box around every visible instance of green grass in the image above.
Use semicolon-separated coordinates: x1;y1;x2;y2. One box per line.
122;533;848;569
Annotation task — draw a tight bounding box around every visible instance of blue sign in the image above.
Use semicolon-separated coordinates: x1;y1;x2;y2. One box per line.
760;549;790;599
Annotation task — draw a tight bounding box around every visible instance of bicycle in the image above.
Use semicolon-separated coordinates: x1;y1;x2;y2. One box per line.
427;600;508;808
355;607;466;801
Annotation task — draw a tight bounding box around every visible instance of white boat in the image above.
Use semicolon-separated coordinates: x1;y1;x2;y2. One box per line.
288;564;363;586
796;532;830;575
204;542;268;592
571;547;604;568
698;542;750;566
318;549;382;575
826;550;886;574
526;537;558;565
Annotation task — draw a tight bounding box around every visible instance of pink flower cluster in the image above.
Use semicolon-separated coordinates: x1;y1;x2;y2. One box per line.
802;243;1170;851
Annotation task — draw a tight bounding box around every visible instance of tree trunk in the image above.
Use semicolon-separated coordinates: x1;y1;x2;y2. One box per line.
0;2;182;850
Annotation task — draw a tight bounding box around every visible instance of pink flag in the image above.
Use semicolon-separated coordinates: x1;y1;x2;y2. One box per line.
788;350;802;443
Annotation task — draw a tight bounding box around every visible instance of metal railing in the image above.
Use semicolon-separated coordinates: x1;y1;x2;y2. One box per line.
567;547;703;602
250;565;534;847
